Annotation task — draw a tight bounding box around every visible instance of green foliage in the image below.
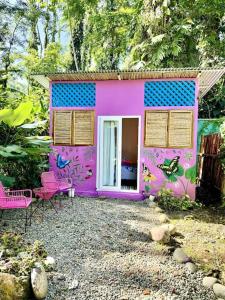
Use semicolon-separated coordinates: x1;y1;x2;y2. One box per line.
199;79;225;119
157;188;202;211
0;175;15;187
0;232;48;276
0;102;33;127
0;87;51;188
0;232;25;255
22;43;71;75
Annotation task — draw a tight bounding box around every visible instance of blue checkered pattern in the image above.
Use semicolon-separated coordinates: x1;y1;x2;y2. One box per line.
52;83;96;107
144;80;195;106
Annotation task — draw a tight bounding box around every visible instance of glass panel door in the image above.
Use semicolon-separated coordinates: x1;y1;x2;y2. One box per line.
99;117;121;190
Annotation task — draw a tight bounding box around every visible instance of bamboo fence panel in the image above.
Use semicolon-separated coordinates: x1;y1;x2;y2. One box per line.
198;133;223;190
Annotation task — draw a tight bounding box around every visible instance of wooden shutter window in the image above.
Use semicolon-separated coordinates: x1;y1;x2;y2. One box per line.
145;111;168;147
168;110;193;148
53;111;72;145
73;110;95;145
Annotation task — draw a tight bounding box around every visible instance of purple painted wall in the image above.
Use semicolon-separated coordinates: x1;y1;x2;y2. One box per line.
49;79;198;200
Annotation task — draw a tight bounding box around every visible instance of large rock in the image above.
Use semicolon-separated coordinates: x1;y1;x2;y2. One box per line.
213;283;225;299
173;248;190;263
158;214;170;224
31;262;48;300
161;224;176;235
0;273;30;300
202;276;217;288
150;226;170;244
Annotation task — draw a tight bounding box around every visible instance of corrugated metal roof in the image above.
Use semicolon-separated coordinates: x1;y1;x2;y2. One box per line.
31;67;225;98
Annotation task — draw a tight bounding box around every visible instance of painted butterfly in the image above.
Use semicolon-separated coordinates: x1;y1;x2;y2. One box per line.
56;154;70;169
157;156;180;176
142;163;156;182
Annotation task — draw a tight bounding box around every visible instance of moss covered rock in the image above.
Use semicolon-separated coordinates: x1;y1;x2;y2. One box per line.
0;273;31;300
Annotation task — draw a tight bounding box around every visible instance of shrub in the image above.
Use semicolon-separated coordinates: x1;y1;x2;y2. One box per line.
0;232;48;276
157;188;202;211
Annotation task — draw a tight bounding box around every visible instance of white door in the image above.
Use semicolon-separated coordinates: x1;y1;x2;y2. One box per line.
98;117;122;191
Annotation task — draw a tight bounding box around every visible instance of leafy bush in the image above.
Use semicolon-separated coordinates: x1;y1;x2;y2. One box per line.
157;188;202;211
0;97;51;188
0;232;47;276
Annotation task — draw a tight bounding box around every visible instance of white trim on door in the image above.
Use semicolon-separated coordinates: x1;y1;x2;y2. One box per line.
96;116;141;193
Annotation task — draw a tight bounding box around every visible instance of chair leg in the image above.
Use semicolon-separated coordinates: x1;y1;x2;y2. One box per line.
25;208;28;232
49;199;58;214
41;199;45;221
29;204;32;226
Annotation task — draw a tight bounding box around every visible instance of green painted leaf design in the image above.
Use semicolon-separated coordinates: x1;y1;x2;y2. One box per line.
185;165;196;184
176;165;184;176
166;173;177;182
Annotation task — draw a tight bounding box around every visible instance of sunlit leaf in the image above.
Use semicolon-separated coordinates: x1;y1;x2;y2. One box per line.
0;145;27;158
0;109;12;124
20;120;47;129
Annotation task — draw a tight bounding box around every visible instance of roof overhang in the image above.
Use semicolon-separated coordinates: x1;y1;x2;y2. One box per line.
31;67;225;98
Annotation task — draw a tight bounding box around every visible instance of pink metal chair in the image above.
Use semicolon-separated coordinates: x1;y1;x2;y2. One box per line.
0;182;32;232
41;171;72;194
33;187;58;216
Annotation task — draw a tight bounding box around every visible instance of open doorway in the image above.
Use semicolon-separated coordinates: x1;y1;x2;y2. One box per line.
98;116;139;192
121;118;138;190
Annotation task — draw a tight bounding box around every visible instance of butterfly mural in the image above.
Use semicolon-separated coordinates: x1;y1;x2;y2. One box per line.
142;163;156;182
56;154;71;169
157;156;184;182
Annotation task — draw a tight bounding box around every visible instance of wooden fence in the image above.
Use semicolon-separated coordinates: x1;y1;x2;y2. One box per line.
198;133;224;191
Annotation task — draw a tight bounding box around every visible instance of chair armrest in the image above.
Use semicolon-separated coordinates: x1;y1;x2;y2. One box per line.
5;189;32;198
0;195;32;207
58;178;72;185
0;195;26;200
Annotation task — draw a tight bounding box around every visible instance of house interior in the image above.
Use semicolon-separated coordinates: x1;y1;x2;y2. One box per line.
121;118;138;190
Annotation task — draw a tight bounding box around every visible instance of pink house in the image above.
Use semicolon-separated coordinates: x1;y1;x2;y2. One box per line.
33;68;225;200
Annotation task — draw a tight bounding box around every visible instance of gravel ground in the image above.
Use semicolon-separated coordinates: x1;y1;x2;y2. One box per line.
3;197;216;300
